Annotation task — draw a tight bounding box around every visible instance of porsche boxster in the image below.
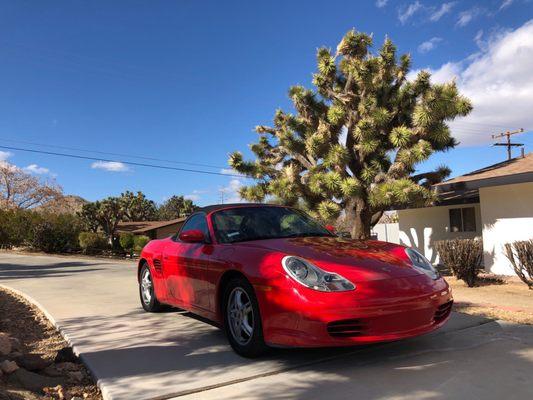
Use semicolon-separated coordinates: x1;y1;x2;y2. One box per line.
138;204;452;357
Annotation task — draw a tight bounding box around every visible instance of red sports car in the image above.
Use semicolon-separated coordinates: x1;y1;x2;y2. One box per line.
138;204;452;357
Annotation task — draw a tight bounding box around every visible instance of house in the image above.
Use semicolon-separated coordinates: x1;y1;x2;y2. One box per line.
116;217;186;239
398;153;533;275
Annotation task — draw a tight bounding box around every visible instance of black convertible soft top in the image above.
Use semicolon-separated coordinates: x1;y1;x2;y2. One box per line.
198;203;286;214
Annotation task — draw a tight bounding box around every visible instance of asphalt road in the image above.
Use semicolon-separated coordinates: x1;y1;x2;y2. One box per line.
0;253;532;400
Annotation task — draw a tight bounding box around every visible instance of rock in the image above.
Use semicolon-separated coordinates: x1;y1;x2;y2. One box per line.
0;333;12;355
9;351;23;359
68;370;84;382
9;337;22;352
42;365;63;377
15;353;51;371
54;347;77;363
55;361;79;372
0;359;19;374
8;368;63;393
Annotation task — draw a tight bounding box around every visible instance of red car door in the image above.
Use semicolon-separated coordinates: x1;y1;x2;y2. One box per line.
162;214;212;314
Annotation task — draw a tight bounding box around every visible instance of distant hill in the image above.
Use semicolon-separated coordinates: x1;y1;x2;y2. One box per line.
36;195;88;215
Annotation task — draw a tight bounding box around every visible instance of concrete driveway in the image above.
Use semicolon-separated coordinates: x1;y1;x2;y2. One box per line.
0;253;532;400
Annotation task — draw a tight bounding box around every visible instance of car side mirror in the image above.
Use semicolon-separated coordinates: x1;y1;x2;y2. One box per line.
325;225;336;234
179;229;205;243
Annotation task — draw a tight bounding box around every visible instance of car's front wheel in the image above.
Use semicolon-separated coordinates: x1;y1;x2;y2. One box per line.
139;263;163;312
223;277;267;358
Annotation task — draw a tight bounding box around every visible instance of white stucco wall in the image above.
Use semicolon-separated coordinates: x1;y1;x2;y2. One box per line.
480;182;533;275
371;223;400;244
398;204;482;264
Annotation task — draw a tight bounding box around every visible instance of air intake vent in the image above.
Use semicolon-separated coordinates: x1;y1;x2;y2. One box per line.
434;300;453;323
153;259;162;273
327;319;366;337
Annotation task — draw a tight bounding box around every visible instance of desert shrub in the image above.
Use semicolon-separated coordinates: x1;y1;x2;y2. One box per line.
0;209;42;248
435;238;483;287
30;214;82;253
504;240;533;290
133;235;150;252
119;233;135;257
79;231;108;254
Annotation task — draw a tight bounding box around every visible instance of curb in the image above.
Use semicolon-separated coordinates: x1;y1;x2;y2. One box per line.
0;283;111;400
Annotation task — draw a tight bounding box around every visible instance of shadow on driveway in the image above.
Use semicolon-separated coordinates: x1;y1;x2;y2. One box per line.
0;261;104;280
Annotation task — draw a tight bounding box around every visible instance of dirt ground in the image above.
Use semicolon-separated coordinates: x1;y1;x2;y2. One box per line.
0;287;102;400
447;274;533;324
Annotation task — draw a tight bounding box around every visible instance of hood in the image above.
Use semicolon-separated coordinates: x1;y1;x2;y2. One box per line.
236;236;421;282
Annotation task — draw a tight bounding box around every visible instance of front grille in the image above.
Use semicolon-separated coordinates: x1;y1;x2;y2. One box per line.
434;300;453;323
327;319;367;338
153;259;162;273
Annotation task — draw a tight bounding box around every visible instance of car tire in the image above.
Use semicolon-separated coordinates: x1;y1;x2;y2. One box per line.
139;263;164;312
223;277;268;358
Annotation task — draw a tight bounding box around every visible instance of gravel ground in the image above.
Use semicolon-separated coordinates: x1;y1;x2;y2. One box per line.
0;287;102;400
447;274;533;324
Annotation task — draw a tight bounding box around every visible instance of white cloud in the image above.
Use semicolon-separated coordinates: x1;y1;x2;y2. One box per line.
418;37;442;53
184;194;201;201
411;20;533;146
499;0;513;11
376;0;388;8
91;161;130;172
456;8;483;27
0;151;12;162
429;2;456;21
220;179;244;203
398;1;422;24
23;164;50;175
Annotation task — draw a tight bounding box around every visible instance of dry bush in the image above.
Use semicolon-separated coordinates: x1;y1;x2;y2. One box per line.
435;239;483;287
504;240;533;289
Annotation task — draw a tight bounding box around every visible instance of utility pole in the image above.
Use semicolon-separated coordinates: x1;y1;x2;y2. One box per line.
492;128;524;160
219;189;225;204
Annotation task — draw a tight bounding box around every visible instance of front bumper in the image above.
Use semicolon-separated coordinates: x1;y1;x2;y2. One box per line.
256;274;453;347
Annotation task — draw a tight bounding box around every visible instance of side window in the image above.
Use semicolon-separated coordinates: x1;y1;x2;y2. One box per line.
180;214;210;239
449;207;476;232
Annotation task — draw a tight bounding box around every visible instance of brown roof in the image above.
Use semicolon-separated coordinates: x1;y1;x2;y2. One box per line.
436;153;533;186
117;217;186;234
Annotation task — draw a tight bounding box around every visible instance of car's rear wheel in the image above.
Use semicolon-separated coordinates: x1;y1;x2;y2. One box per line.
223;277;267;358
139;263;163;312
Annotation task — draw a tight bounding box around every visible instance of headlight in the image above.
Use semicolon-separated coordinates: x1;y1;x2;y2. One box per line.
282;256;355;292
405;248;439;280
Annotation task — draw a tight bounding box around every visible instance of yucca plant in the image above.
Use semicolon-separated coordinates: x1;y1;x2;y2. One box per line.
435;239;483;287
504;240;533;289
230;28;472;238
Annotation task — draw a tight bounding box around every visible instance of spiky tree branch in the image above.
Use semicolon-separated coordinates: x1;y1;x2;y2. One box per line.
230;29;472;238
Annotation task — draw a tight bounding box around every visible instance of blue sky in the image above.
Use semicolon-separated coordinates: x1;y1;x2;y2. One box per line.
1;0;532;206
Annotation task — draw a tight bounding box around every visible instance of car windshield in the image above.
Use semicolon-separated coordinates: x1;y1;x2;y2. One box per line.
211;206;333;244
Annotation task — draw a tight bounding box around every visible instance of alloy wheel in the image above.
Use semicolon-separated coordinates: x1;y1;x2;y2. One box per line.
227;287;254;345
140;268;153;305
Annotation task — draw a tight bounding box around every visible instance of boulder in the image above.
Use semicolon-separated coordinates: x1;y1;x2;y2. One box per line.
8;368;63;393
0;359;19;374
15;353;51;371
0;333;12;355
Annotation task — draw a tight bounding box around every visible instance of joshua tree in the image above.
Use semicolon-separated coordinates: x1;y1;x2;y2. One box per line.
229;29;472;238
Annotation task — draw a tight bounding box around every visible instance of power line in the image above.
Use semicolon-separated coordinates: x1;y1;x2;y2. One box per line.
0;137;225;169
0;145;247;178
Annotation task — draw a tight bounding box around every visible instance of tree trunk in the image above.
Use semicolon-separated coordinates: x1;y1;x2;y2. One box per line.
346;198;372;240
